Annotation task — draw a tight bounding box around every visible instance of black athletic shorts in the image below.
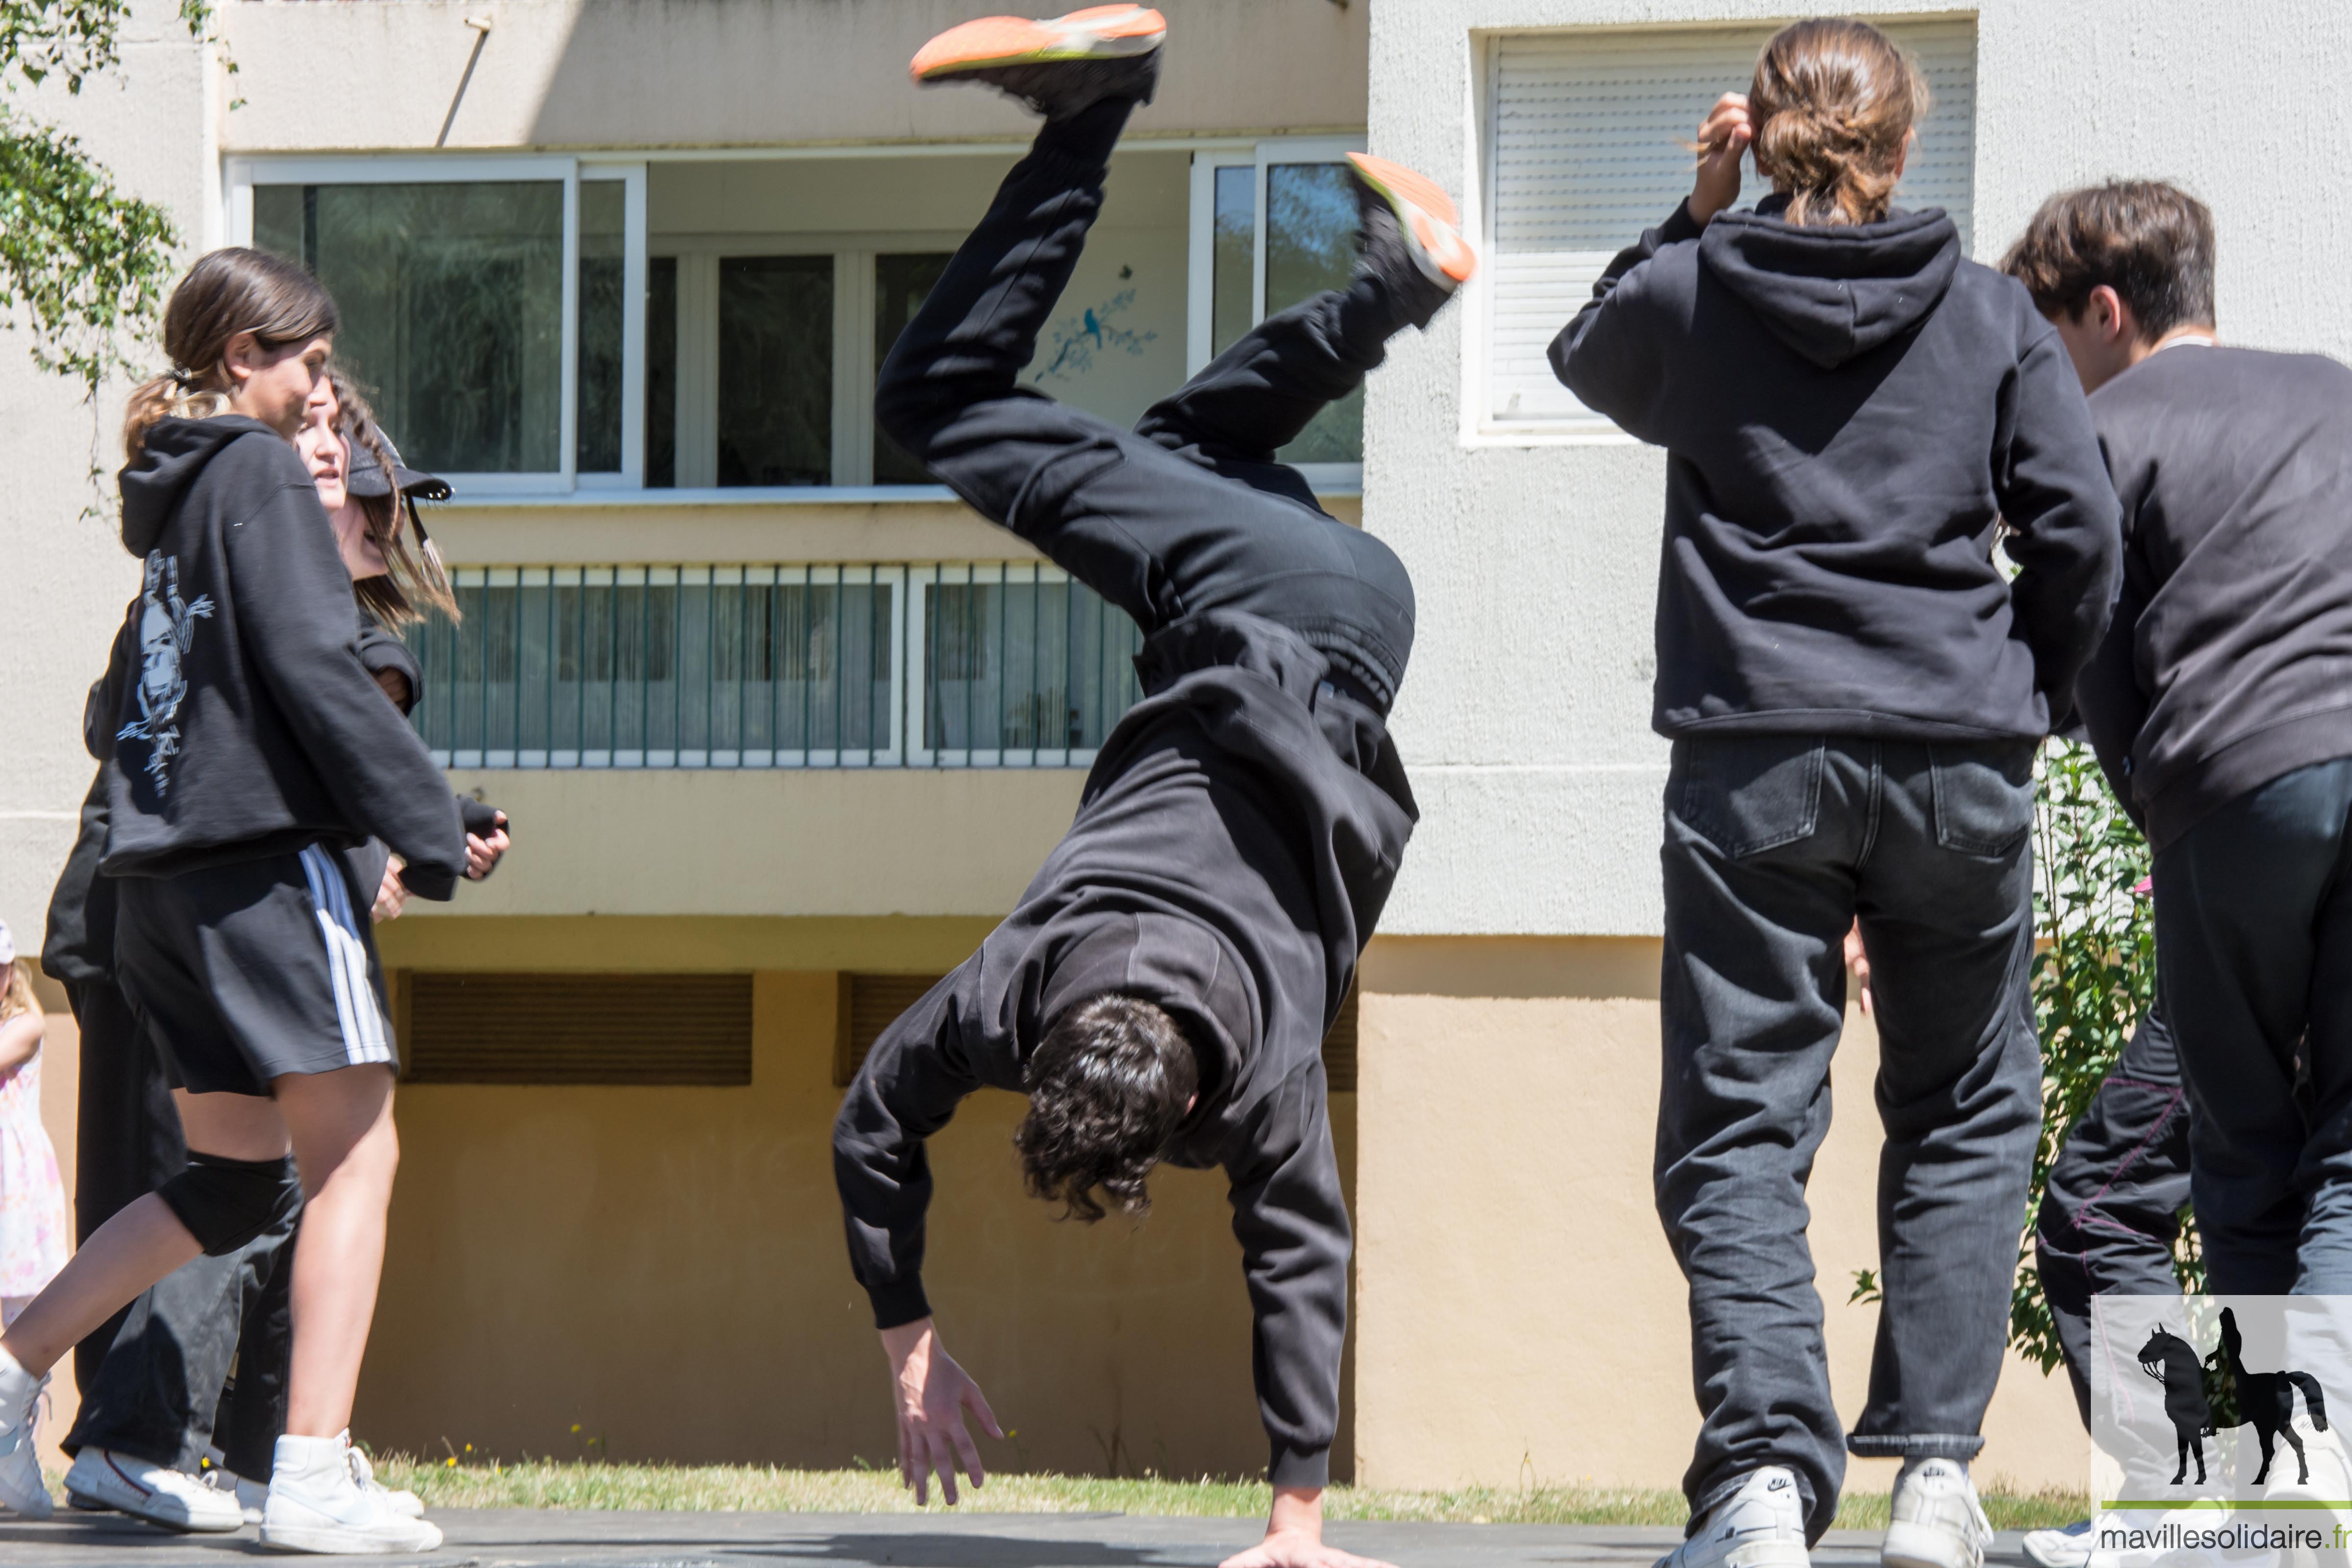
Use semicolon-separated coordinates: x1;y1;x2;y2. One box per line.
114;845;398;1098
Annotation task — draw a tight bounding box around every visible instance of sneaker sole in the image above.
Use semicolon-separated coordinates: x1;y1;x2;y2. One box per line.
913;6;1166;82
64;1481;243;1534
1347;152;1477;284
258;1519;444;1554
1884;1521;1985;1568
1659;1541;1813;1568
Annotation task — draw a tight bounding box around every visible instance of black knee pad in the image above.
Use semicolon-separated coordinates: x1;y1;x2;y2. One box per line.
157;1153;302;1256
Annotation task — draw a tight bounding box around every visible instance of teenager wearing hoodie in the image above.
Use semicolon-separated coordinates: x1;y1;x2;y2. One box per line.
0;248;461;1555
54;375;504;1539
1550;21;2121;1568
833;13;1470;1568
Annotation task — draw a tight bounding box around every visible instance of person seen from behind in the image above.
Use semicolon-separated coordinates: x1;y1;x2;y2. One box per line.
1550;20;2122;1568
2005;185;2352;1303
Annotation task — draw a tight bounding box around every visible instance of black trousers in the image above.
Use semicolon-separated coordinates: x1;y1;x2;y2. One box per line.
872;97;1419;709
62;979;295;1479
2155;755;2352;1294
2030;1004;2192;1427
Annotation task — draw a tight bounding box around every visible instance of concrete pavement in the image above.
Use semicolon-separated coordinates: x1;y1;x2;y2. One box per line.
0;1508;2040;1566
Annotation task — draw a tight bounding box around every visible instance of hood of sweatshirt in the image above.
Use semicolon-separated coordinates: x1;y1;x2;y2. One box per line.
1698;197;1960;368
119;416;284;556
1037;906;1255;1112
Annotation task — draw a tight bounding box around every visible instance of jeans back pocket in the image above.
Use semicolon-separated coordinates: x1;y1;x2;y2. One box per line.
1671;735;1826;857
1930;742;2036;856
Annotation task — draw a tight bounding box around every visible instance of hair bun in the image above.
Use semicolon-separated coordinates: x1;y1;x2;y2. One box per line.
1747;18;1928;227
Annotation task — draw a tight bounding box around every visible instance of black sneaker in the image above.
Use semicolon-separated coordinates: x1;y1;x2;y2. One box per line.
910;6;1165;119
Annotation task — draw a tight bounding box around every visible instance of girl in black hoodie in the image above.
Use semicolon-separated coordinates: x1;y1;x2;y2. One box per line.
0;249;459;1554
1550;22;2121;1568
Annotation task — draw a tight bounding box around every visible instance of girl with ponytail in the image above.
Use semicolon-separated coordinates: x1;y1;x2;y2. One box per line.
1551;19;2124;1568
0;249;460;1553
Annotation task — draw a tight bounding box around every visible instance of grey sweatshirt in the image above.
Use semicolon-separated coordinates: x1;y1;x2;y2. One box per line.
833;610;1416;1490
2074;345;2352;847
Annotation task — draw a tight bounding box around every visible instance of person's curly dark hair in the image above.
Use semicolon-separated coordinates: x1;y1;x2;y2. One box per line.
1015;992;1199;1223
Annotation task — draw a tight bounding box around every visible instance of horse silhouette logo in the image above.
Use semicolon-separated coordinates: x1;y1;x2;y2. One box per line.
2139;1307;2329;1486
116;551;213;796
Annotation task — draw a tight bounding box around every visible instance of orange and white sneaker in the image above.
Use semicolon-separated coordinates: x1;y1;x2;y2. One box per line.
1348;151;1478;295
911;6;1166;118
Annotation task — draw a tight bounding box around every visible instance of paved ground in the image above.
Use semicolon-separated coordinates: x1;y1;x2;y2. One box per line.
0;1509;2041;1566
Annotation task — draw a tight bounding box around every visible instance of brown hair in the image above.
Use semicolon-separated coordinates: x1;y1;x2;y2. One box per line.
1748;18;1930;227
2000;181;2216;340
123;248;339;463
1014;992;1199;1224
0;960;40;1025
321;366;462;627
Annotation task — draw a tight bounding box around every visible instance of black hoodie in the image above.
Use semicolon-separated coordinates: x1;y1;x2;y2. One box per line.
833;611;1416;1490
88;416;465;898
1551;199;2122;740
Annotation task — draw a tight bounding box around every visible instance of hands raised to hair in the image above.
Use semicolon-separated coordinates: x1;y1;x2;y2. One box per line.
879;1318;1003;1507
1690;92;1754;226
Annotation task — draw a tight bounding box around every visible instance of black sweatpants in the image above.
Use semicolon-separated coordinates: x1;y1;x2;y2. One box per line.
2030;1004;2191;1427
63;979;295;1479
872;97;1419;709
2155;755;2352;1294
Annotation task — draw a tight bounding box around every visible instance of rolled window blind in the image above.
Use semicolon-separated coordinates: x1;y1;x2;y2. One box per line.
1487;18;1978;427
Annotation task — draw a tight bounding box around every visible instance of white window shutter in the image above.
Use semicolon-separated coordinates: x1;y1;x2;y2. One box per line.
1487;19;1978;429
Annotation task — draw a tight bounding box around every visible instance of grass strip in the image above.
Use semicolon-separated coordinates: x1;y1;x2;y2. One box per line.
354;1459;2089;1532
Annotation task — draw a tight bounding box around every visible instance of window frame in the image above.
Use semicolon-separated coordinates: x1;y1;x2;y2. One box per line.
1187;135;1367;492
223;153;650;494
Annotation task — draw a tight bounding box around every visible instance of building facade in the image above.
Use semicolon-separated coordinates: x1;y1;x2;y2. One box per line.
8;0;2345;1496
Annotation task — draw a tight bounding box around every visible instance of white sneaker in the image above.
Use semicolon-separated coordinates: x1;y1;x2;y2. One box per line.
2023;1519;2093;1568
212;1467;267;1525
258;1431;441;1555
1884;1458;1994;1568
62;1446;245;1532
1656;1466;1812;1568
0;1346;52;1520
346;1444;425;1519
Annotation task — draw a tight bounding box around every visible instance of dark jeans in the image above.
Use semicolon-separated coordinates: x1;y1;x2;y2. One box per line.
1657;735;2043;1544
2155;755;2352;1295
872;97;1419;708
62;979;295;1479
2031;1004;2191;1427
67;979;183;1397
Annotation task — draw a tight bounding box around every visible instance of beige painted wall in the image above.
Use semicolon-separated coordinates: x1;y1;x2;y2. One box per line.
1352;937;2089;1498
360;956;1356;1481
220;0;1369;153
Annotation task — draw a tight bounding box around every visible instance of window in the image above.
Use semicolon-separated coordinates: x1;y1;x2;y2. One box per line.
237;157;648;491
1478;18;1978;433
1188;138;1366;477
717;255;835;487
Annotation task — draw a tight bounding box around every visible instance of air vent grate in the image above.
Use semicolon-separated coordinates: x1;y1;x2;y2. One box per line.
400;972;753;1086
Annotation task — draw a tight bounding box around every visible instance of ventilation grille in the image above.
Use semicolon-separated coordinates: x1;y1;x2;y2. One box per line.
835;973;1359;1091
400;972;753;1085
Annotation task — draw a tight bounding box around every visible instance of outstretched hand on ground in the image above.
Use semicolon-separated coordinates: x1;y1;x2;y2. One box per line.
879;1318;1003;1506
1219;1487;1397;1568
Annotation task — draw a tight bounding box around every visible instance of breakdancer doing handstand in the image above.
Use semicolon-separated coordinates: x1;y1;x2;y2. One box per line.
831;9;1473;1568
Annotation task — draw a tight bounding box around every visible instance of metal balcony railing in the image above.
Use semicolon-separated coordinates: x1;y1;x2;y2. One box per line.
403;564;1143;770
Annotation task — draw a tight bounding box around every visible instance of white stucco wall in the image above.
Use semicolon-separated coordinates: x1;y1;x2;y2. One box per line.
0;0;212;948
1369;0;2352;938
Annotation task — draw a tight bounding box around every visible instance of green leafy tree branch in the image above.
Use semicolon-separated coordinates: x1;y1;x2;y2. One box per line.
0;0;221;393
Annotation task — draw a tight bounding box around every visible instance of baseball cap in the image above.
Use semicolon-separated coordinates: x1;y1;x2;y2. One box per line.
344;420;452;502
